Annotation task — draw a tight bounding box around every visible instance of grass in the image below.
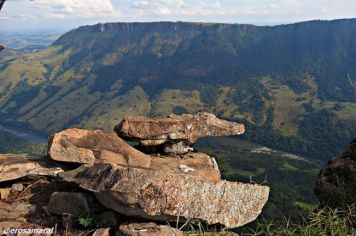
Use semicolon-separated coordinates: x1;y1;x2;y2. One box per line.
164;205;356;236
261;78;306;137
281;162;298;171
215;87;238;118
244;205;356;236
293;201;317;212
169;220;234;236
151;89;204;116
81;86;151;131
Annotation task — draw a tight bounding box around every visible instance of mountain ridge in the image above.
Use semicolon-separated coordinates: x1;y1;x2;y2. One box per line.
0;19;355;160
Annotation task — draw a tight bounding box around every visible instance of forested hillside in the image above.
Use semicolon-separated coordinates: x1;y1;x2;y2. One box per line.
1;20;356;160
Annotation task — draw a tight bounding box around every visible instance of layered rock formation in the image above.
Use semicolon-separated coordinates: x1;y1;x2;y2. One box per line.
115;113;245;154
0;154;64;182
48;129;221;181
0;113;268;234
60;162;269;228
48;129;151;168
315;139;356;207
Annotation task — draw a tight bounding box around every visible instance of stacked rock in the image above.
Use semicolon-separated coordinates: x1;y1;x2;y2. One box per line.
0;112;269;234
115;112;245;155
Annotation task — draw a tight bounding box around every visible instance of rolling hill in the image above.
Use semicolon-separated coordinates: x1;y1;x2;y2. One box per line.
0;20;356;160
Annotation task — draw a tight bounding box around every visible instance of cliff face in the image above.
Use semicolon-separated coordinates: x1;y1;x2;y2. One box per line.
315;139;356;207
1;20;356;160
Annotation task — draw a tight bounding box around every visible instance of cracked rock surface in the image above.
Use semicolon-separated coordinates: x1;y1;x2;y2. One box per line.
59;162;269;228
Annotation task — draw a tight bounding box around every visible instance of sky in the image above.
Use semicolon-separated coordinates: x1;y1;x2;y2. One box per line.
1;0;356;32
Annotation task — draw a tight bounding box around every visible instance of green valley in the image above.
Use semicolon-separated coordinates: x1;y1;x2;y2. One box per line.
0;20;355;161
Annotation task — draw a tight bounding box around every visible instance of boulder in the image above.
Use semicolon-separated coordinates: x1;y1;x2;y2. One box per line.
92;228;110;236
118;222;184;236
95;211;120;228
47;192;91;216
0;154;64;182
315;139;356;207
48;129;151;168
59;163;269;228
114;113;245;154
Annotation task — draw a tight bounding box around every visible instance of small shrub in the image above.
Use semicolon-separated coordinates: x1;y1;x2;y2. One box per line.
78;217;94;228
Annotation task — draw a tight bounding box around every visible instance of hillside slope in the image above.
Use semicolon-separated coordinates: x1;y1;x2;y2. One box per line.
0;20;356;160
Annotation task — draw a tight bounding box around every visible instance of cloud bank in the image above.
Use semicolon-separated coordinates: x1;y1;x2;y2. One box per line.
1;0;356;31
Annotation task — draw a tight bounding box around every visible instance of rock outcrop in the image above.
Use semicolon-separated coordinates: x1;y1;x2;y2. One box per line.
115;113;245;154
315;139;356;207
59;162;269;228
0;112;268;234
0;154;64;182
48;129;151;168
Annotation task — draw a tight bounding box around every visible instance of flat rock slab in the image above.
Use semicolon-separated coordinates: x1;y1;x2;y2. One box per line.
0;154;64;182
150;152;220;182
59;163;269;228
48;129;151;168
115;112;245;147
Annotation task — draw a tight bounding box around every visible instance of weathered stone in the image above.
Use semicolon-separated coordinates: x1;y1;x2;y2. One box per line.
118;222;184;236
95;211;119;228
315;139;356;207
59;163;269;228
47;192;91;216
92;228;110;236
114;113;245;154
48;128;220;181
0;201;36;223
48;128;151;168
150;152;220;182
0;188;11;200
0;154;64;182
163;141;194;155
12;183;24;192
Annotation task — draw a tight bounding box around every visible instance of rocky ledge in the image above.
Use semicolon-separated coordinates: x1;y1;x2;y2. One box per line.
115;112;245;154
0;113;268;235
315;138;356;207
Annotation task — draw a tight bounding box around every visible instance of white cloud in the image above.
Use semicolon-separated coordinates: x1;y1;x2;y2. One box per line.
126;0;238;17
3;0;118;20
1;0;356;31
41;0;118;18
269;4;279;9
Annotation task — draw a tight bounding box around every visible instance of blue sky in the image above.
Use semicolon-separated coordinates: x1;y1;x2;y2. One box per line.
1;0;356;32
